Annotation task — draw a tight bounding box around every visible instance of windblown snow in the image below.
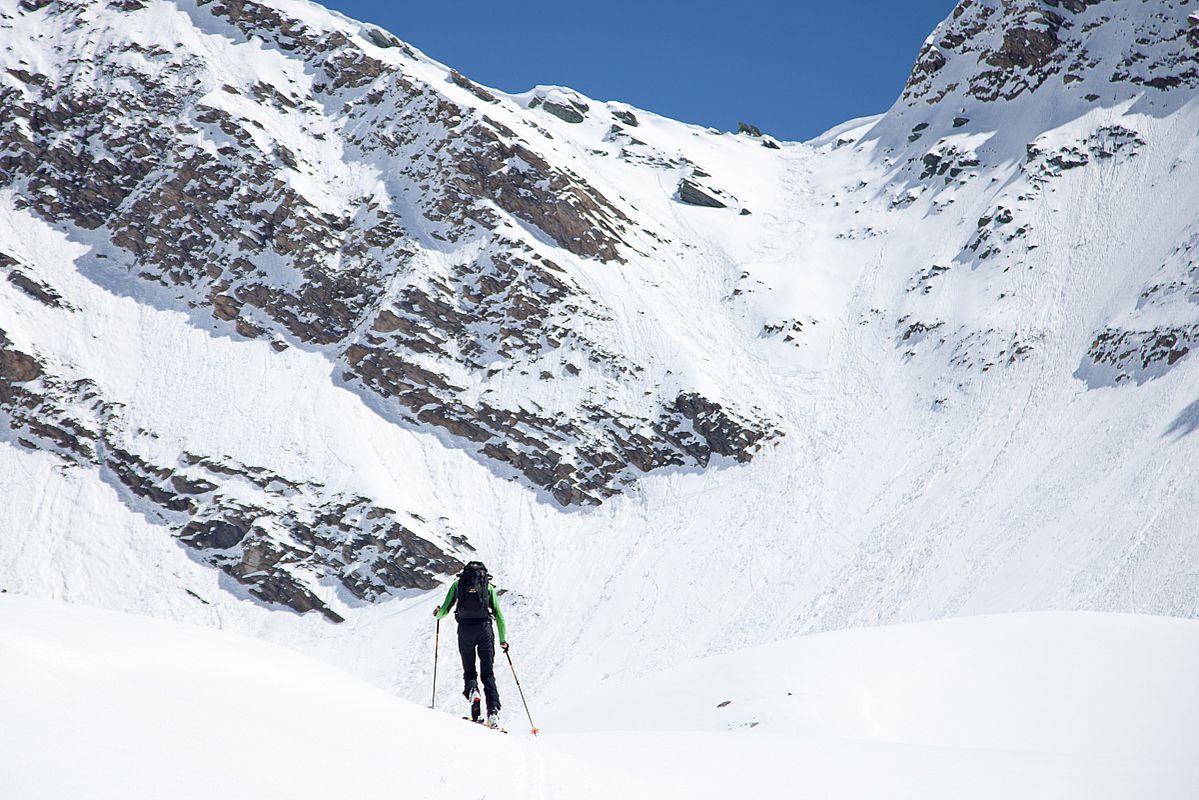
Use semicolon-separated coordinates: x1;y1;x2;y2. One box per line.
2;0;1199;795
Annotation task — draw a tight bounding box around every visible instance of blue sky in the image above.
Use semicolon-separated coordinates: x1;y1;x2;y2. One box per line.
321;0;957;141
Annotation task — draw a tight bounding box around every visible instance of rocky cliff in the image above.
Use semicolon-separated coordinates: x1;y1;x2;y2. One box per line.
0;0;780;617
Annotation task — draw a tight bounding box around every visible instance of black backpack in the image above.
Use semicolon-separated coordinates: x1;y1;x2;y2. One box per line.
455;561;492;622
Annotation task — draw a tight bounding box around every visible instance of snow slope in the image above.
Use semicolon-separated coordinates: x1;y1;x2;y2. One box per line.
4;596;1197;799
2;0;1199;759
0;594;628;800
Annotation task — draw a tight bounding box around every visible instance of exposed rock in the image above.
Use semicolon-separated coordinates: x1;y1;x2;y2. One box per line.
0;339;42;384
1043;0;1094;13
762;318;805;344
0;0;784;600
672;393;780;465
363;26;404;50
1082;326;1198;386
443;125;630;261
540;100;585;124
678;178;727;208
1081;223;1199;387
448;69;498;103
985;13;1064;74
738;121;763;137
919;145;980;182
901;320;945;342
171;474;218;495
0;0;648;514
908;264;950;295
904;1;1199;106
611;108;639;127
905;43;948;96
0;346;466;620
180;519;248;551
7;270;65;308
1025;126;1144;184
529;89;591;124
940;328;1037;373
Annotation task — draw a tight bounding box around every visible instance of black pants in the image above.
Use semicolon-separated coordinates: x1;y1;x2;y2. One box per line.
458;620;500;713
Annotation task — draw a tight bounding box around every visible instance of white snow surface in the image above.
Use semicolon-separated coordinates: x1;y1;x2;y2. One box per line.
2;0;1199;791
4;596;1197;799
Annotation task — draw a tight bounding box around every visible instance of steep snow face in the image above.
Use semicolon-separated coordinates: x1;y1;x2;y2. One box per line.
6;598;1198;799
2;0;1199;718
772;0;1199;640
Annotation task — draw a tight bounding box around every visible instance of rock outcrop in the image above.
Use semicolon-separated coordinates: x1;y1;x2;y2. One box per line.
678;178;728;209
0;0;783;619
0;335;463;620
0;0;779;517
903;0;1199;107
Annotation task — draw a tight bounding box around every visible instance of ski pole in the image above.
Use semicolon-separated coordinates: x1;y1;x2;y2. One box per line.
430;617;440;709
504;649;539;735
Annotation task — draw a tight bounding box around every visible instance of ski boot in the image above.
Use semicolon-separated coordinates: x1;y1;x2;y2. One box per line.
469;687;482;723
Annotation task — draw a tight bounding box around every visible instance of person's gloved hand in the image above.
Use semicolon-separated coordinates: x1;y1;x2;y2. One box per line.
432;606;439;617
501;641;509;653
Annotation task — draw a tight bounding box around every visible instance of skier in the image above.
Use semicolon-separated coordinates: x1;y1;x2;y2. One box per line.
433;560;508;727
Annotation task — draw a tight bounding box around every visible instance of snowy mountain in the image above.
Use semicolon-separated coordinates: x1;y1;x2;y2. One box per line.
0;0;783;622
3;0;1199;753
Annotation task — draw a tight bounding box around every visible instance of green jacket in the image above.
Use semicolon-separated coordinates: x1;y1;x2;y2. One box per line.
434;580;507;643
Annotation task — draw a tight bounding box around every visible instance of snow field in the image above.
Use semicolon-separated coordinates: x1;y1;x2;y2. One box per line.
4;597;1197;799
0;595;641;800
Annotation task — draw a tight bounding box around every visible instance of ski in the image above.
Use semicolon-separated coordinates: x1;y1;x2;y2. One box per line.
461;716;508;733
